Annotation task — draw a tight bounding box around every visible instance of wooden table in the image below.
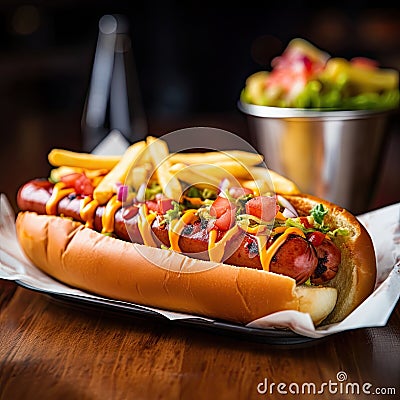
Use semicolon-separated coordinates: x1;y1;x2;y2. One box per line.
0;279;399;399
1;112;399;399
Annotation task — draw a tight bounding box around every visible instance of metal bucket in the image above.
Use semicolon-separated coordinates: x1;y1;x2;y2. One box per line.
239;102;392;214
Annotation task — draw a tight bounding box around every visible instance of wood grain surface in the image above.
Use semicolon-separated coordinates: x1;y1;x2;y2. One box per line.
0;280;399;400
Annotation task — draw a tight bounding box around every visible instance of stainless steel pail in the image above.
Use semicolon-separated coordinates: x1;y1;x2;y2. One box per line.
239;102;391;214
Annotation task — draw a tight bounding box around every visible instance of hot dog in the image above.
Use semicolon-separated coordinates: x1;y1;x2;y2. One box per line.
15;137;377;326
17;179;327;284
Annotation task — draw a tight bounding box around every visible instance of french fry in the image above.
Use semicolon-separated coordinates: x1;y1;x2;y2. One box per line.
243;167;300;195
169;163;222;187
146;136;182;201
125;163;153;191
93;141;147;205
209;161;252;179
48;149;121;170
169;150;263;166
169;162;249;187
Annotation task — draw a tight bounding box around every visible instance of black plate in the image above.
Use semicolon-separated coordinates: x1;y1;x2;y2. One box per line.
15;279;322;345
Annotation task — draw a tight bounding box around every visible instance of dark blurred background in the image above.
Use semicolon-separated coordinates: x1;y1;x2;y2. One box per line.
0;1;399;211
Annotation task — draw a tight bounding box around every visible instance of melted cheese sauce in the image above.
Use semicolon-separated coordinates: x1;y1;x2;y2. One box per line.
101;195;122;234
45;182;75;215
168;209;198;252
258;227;305;271
80;198;98;229
208;225;239;263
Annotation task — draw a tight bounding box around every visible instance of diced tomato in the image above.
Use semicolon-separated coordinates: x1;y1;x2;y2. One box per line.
61;172;94;196
302;55;313;74
307;231;326;247
60;173;82;187
74;174;94;196
157;198;174;214
145;198;174;214
210;196;233;218
214;209;236;231
210;196;237;231
145;200;159;213
299;216;313;229
245;196;279;221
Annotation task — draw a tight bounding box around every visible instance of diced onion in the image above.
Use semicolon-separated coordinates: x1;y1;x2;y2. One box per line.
282;207;298;218
277;195;298;218
117;185;128;202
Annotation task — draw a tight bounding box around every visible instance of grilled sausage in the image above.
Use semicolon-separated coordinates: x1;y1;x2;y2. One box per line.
17;179;340;284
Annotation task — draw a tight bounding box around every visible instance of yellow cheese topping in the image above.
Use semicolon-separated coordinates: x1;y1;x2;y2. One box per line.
275;211;287;221
101;195;122;234
137;204;157;247
80;198;98;228
168;209;198;252
208;225;239;263
273;226;289;234
80;196;92;209
258;227;306;271
45;182;75;215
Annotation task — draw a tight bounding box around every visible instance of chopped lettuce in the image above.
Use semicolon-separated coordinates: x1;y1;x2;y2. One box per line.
310;203;328;225
145;182;162;200
284;203;349;237
164;201;182;222
185;186;217;200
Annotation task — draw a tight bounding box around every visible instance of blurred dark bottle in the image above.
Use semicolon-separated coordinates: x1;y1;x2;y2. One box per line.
81;14;147;152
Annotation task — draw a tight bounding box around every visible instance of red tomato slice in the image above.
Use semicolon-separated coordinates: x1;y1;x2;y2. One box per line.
61;173;94;196
146;199;174;214
245;196;279;221
74;174;94;196
145;200;159;213
210;196;232;218
215;209;236;231
60;173;82;188
307;231;326;247
157;198;174;214
299;216;313;229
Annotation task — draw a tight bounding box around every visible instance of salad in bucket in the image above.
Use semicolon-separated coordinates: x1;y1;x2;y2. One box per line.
241;38;399;110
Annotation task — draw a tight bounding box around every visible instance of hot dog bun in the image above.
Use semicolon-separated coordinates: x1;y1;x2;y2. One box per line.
16;211;337;325
15;189;375;326
284;194;376;324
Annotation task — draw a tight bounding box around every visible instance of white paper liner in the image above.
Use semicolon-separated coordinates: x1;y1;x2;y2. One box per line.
1;131;399;338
